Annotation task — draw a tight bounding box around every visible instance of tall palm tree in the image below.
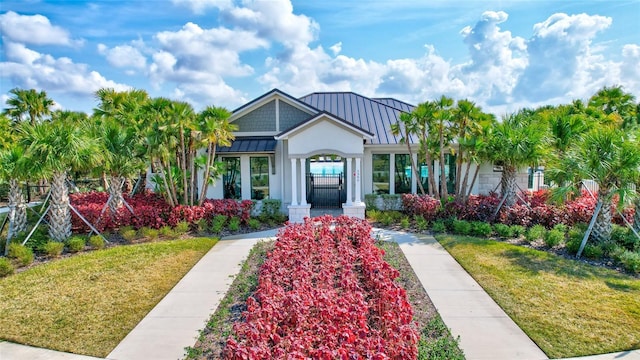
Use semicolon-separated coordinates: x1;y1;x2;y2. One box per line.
413;101;439;198
3;88;54;125
197;106;236;205
433;96;455;198
390;112;426;195
486;110;548;207
19;117;102;242
166;101;195;204
588;85;636;127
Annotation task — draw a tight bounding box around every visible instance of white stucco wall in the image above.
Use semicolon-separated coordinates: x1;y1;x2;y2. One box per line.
287;118;364;157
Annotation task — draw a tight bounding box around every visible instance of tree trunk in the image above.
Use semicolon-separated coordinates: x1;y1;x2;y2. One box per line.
426;152;437;199
591;189;613;244
133;170;147;195
107;175;124;217
49;171;72;242
501;166;518;207
179;126;188;205
633;197;640;235
7;179;27;239
198;142;214;206
404;128;425;195
466;164;480;200
458;161;473;203
455;148;464;200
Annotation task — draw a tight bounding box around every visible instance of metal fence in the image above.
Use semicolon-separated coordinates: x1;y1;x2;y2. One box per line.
306;173;346;209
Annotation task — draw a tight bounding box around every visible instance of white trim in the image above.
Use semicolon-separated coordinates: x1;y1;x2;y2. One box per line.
230;90;317;122
275;113;373;140
275;98;280;132
290;158;298;206
233;131;279;137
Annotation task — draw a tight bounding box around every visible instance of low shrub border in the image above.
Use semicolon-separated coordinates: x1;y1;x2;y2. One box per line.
225;216;419;358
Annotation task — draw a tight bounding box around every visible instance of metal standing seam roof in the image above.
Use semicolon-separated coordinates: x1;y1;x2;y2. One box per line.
298;92;418;146
216;136;277;153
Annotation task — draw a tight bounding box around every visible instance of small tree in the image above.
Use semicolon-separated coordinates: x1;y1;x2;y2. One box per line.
19;117;102;242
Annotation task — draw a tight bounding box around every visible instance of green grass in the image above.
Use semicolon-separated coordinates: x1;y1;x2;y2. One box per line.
437;234;640;359
0;237;218;357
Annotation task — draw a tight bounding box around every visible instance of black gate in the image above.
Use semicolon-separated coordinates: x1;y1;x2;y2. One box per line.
306;173;346;208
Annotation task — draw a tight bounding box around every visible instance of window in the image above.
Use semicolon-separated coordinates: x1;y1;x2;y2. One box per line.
394;154;412;194
250;157;269;200
222;157;241;199
419;160;432;194
445;154;456;194
372;154;390;194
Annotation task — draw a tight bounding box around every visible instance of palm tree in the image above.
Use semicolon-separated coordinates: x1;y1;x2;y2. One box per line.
588;85;636;127
390;112;426;195
19;117;102;242
0;144;31;245
567;127;640;243
197;106;236;205
486;110;548;207
3;88;54;125
433;96;455;198
414;101;439;198
100;119;145;216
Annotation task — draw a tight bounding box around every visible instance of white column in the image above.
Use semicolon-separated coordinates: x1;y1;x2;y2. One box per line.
411;152;418;194
299;158;307;205
355;157;362;204
345;157;353;205
290;158;298;206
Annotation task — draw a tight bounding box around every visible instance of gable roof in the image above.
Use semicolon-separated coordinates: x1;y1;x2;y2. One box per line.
298;92;416;145
275;111;374;140
230;88;317;121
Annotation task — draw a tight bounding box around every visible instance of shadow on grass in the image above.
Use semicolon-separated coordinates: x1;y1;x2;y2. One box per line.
438;235;639;284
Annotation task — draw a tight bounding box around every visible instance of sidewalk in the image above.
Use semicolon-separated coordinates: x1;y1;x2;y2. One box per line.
1;227;639;360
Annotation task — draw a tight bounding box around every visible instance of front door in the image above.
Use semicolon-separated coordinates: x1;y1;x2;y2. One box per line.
306;156;346;208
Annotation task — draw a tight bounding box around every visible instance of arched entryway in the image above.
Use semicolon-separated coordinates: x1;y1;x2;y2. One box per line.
306;155;346;209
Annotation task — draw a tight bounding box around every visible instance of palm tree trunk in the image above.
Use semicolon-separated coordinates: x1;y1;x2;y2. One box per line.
501;166;518;207
179;126;188;205
7;179;27;239
592;189;613;244
455;148;464;200
458;161;473;203
404;129;425;195
156;161;175;207
439;135;447;198
107;175;124;217
49;171;72;242
466;164;480;200
198;142;214;206
426;153;437;199
633;197;640;235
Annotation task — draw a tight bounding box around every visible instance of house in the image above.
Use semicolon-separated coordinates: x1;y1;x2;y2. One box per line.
207;89;534;222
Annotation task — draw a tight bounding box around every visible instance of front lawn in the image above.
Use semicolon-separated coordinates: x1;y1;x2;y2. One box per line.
437;234;640;359
0;237;217;357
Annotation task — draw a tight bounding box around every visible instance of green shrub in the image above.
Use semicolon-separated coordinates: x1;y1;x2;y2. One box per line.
43;241;65;257
493;223;514;238
380;213;394;227
13;227;49;253
66;236;86;253
228;217;241;232
443;217;456;232
120;227;138;243
452;220;472;235
607;245;626;262
566;237;582;255
470;221;492;237
526;224;546;243
400;216;410;229
195;219;209;234
414;215;429;231
159;226;175;237
610;225;639;251
210;215;228;233
367;209;382;222
0;257;14;277
364;194;379;211
260;199;281;220
618;250;640;274
88;235;105;250
582;244;604;260
510;225;526;237
248;218;261;230
8;243;34;266
174;221;190;234
431;220;446;233
418;317;464;360
544;229;565;248
139;227;159;240
552;224;568;234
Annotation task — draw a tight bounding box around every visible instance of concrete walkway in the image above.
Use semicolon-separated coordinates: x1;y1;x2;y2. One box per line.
2;226;639;360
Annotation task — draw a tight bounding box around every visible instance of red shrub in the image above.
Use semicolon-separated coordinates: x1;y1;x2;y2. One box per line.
402;194;439;220
225;216;418;359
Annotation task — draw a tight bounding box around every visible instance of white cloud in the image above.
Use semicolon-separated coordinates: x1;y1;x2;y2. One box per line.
172;0;232;14
514;13;613;101
330;42;342;56
97;43;147;70
0;11;82;47
1;40;129;96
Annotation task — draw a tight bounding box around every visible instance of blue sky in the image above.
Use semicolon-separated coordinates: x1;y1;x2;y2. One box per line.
1;0;639;116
